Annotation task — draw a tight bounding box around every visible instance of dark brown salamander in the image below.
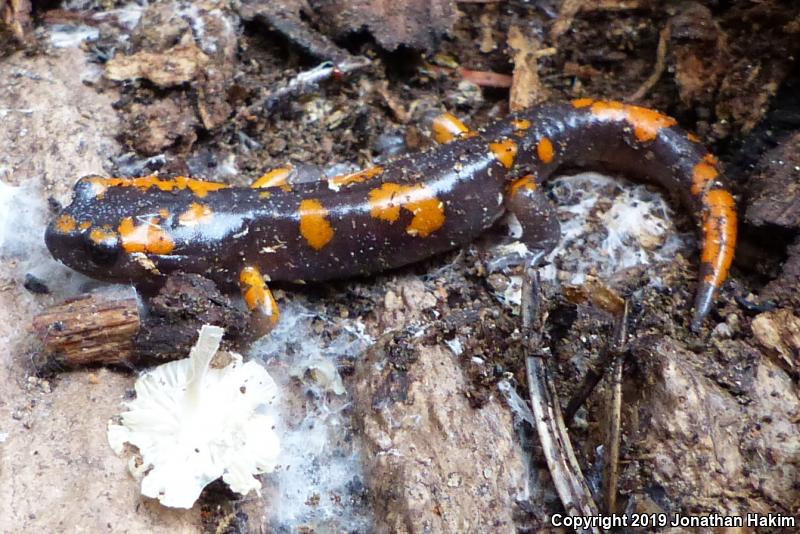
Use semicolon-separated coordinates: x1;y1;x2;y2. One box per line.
45;99;737;332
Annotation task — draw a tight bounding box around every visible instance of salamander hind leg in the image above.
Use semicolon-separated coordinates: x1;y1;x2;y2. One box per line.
505;175;561;266
239;266;280;337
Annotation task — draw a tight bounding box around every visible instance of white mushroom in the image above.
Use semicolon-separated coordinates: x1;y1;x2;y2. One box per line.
108;325;281;508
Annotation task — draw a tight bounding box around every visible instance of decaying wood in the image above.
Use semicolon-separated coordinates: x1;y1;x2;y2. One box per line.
32;273;249;369
32;290;141;367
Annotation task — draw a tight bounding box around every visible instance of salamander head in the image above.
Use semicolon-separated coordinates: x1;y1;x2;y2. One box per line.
45;176;171;283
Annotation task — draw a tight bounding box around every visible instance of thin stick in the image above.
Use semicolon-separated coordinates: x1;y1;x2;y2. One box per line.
263;58;370;112
627;24;671;102
603;300;628;513
603;343;624;514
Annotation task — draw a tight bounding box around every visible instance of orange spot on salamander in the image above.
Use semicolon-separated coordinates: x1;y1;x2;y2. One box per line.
537;137;555;164
512;118;531;131
489;139;518;169
174;176;230;198
513;118;532;137
572;98;595;108
86;176;229;198
691;154;720;196
118;216;175;255
55;214;77;233
368;183;445;237
432;112;472;144
298;199;335;250
589;101;677;142
508;175;538;197
327;166;384;190
251;167;293;191
687;132;701;143
178;202;214;226
89;226;117;245
79;220;92;231
369;183;403;223
701;189;737;287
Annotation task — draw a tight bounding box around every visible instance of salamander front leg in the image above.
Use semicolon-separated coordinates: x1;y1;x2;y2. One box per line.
505;175;561;261
431;112;476;144
239;266;280;337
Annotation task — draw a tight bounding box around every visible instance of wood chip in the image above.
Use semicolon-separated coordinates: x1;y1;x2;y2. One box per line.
507;26;547;111
0;0;33;48
105;37;210;88
33;291;141;367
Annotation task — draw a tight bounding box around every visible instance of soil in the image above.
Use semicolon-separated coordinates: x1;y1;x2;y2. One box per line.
1;0;798;532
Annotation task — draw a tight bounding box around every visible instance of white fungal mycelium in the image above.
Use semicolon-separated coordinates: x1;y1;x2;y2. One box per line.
107;324;281;509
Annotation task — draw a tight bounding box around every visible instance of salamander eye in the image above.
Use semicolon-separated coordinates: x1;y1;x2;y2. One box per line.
84;234;119;266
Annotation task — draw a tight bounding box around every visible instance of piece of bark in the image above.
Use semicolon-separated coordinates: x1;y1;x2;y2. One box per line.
105;37;211;88
33;290;141;368
119;92;200;156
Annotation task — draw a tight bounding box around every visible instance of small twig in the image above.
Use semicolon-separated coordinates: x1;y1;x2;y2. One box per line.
603;300;628;514
627;24;671;102
603;339;625;514
522;259;600;531
259;57;371;115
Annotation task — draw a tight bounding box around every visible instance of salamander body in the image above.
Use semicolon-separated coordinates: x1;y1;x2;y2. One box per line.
45;99;737;331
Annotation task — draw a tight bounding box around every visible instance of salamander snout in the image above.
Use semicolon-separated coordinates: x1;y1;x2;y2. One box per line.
45;206;123;278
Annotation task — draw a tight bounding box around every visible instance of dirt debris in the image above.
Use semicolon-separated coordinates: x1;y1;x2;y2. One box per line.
107;0;240;155
668;2;728;107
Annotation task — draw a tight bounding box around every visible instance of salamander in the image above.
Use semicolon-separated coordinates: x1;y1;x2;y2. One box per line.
45;99;737;332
